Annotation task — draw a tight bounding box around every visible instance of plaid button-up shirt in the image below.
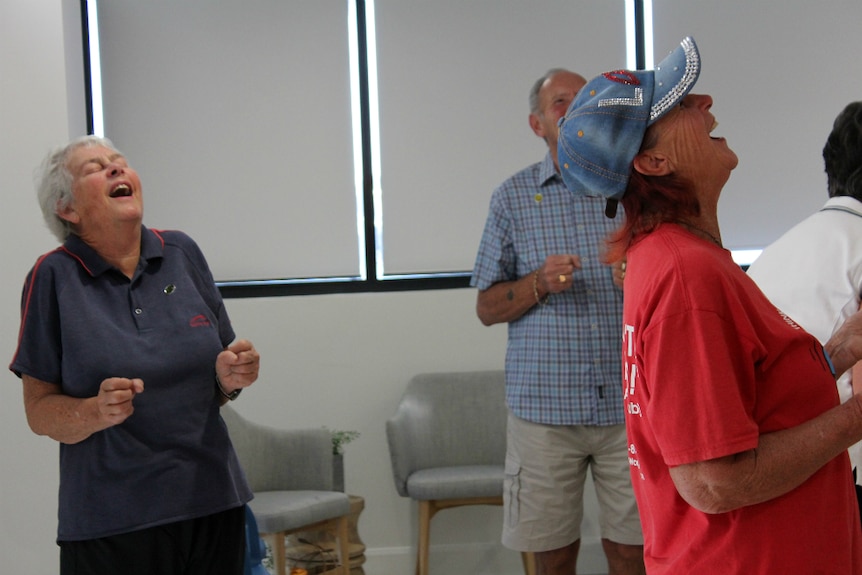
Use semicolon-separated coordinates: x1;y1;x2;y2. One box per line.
471;153;624;426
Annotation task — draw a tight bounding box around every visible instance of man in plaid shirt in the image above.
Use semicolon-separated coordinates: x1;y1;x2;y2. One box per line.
471;69;644;575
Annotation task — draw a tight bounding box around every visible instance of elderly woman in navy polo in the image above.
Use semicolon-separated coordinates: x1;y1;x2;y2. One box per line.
10;135;259;575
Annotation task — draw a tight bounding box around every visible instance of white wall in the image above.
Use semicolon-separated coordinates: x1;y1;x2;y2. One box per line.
15;2;860;574
0;4;609;574
1;1;78;573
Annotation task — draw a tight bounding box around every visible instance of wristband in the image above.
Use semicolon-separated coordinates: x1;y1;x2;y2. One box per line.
216;372;242;401
533;270;549;306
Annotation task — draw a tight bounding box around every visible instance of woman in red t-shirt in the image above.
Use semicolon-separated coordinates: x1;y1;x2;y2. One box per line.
556;36;862;574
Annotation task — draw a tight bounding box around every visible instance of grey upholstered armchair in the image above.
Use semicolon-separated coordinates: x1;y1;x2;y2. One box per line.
221;405;351;575
386;370;534;575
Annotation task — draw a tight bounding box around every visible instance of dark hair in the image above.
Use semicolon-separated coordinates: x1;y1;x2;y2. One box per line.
823;101;862;201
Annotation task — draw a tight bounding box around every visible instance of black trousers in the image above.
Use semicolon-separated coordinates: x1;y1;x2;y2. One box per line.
60;506;246;575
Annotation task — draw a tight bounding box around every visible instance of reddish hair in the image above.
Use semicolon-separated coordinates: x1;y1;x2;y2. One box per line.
603;169;700;263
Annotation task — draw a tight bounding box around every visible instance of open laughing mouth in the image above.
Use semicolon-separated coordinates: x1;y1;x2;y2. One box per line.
709;119;724;140
109;183;132;198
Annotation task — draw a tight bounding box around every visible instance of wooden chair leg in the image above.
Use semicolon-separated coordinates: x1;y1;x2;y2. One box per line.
416;500;433;575
336;515;351;575
521;551;536;575
270;532;287;575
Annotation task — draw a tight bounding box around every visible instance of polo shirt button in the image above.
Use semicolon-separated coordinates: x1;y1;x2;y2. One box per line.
134;308;143;315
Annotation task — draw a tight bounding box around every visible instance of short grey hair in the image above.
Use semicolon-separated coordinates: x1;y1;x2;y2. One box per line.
529;68;571;116
35;135;120;242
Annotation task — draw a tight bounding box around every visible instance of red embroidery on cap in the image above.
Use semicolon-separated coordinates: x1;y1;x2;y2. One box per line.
603;70;640;86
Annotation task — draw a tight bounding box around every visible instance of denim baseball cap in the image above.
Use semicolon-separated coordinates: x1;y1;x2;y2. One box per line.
557;36;700;216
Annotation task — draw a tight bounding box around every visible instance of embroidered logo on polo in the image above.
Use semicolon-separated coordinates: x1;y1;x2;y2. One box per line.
189;314;211;327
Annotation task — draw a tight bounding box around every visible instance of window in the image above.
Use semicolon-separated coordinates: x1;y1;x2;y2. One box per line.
83;1;652;297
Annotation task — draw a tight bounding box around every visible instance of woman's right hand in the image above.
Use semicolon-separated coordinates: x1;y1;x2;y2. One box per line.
23;375;143;444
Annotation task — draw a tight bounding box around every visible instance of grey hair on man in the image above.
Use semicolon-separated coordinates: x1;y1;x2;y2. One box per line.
528;68;572;115
35;135;120;242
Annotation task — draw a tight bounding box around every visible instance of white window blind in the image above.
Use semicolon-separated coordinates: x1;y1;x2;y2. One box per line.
95;1;359;282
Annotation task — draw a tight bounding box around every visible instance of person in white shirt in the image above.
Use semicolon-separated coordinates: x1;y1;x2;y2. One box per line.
747;100;862;523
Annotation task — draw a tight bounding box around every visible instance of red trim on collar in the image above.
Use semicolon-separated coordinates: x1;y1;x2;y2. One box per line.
58;246;94;276
149;228;166;248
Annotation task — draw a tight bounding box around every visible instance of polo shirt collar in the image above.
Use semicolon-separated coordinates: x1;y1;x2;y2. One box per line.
63;226;164;278
823;195;862;215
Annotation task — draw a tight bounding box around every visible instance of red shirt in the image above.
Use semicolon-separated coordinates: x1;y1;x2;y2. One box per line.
623;224;862;574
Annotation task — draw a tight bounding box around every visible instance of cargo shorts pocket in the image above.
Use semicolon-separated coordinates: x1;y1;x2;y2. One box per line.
504;458;522;528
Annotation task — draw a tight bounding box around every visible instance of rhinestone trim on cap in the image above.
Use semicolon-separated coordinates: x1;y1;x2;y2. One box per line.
598;87;644;108
650;37;699;122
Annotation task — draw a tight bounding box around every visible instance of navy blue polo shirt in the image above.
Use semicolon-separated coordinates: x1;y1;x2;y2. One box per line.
10;227;252;541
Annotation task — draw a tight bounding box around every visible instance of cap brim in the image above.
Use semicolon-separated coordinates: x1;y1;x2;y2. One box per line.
648;36;701;125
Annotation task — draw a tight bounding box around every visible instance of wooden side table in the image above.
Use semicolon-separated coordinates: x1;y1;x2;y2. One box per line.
286;495;366;575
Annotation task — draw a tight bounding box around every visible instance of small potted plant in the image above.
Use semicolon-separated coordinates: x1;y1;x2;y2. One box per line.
327;429;360;492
